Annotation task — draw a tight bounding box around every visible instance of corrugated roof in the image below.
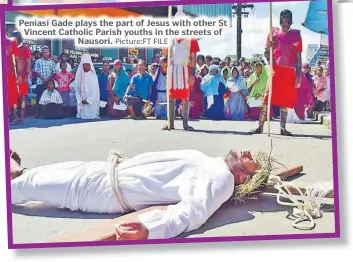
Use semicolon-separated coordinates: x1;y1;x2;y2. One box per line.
182;4;233;20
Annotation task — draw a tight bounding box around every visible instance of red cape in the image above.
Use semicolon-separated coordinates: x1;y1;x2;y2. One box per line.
263;64;297;109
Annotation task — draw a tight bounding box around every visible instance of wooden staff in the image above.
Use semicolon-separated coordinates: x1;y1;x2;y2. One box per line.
267;3;273;137
165;6;173;131
12;54;20;93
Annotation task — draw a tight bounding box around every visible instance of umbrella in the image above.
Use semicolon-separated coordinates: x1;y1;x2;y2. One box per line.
301;0;328;35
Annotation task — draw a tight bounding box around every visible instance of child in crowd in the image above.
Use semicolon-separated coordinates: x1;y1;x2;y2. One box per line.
308;66;328;117
39;79;64;119
54;62;75;117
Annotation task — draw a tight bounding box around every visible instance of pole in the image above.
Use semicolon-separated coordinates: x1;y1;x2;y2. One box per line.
12;54;20;93
166;6;173;131
267;3;273;137
236;4;242;60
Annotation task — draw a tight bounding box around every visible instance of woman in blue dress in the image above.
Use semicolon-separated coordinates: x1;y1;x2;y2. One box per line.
200;65;227;120
224;67;249;120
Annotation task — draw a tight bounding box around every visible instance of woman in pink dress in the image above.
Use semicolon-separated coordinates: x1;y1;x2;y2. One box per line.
189;64;208;119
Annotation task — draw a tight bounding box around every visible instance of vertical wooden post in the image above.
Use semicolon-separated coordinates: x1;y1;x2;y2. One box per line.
165;6;173;131
267;3;273;137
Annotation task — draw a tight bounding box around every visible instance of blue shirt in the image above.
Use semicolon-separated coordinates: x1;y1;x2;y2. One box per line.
131;73;153;100
98;73;109;101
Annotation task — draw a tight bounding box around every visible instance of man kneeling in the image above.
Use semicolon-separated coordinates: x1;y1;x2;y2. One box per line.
11;148;259;240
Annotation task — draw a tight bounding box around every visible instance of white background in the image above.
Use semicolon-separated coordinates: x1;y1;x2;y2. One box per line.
0;3;352;261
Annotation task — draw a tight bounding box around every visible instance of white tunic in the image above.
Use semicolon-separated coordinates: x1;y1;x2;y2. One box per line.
171;40;190;90
11;150;234;239
75;71;100;119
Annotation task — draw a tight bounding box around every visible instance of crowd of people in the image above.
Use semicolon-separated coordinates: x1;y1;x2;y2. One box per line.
6;31;330;126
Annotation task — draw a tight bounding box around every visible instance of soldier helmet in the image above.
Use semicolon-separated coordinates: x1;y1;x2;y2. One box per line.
280;9;293;25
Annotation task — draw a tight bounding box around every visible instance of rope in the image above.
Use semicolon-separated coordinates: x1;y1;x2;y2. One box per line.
107;149;136;213
268;175;330;230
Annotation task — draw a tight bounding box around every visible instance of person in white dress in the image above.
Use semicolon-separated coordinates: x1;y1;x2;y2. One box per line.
10;148;259;240
161;6;200;131
74;54;100;119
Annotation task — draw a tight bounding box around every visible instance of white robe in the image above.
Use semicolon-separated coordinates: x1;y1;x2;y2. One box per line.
171;39;190;90
11;149;234;239
75;71;100;119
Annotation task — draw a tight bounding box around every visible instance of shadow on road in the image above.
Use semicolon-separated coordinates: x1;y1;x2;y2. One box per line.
180;195;334;238
12;203;122;219
9;117;115;130
191;129;250;135
274;133;332;140
246;133;331;140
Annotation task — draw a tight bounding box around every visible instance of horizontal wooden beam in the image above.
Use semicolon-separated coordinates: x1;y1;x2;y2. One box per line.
53;206;167;243
272;164;303;179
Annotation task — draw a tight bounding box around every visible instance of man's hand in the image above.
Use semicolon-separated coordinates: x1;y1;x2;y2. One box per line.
115;221;149;241
17;76;23;85
254;78;260;84
156;100;160;105
295;76;301;88
188;75;195;86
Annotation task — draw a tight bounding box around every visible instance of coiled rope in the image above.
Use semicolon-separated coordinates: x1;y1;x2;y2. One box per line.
107;149;136;213
268;175;332;230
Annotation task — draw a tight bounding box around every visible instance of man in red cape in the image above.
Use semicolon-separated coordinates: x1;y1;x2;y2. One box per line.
6;35;23;124
249;9;302;136
12;31;32;122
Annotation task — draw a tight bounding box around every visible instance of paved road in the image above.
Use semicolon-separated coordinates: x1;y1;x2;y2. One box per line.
8;118;336;244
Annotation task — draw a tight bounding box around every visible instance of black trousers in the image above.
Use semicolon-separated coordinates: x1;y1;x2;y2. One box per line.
42;103;64;119
307;100;327;118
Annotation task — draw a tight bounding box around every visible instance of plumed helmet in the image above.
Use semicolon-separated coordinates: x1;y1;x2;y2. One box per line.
175;6;187;18
280;9;293;25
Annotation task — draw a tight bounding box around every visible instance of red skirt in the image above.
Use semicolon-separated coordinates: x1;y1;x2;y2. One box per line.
18;83;29;96
170;65;191;100
169;88;190;100
7;73;19;108
263;64;297;109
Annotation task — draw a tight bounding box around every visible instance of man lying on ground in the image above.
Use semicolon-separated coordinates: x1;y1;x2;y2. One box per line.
10;148;260;240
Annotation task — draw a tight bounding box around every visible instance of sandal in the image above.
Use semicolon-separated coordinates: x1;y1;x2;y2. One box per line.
183;125;194;131
162;124;175;130
248;126;263;135
280;128;292;136
10;150;21;165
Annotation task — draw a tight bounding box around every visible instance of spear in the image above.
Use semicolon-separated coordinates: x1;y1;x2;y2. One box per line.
165;6;173;131
267;3;273;137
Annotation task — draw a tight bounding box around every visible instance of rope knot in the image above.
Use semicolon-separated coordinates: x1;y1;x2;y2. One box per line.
107;149;135;213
